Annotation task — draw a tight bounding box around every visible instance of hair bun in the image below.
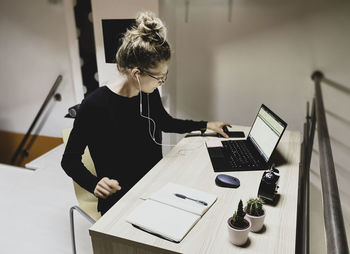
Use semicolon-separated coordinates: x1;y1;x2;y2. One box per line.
116;12;171;74
135;12;167;42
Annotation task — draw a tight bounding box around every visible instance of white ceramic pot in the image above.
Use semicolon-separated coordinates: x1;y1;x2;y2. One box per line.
245;207;266;232
227;218;251;246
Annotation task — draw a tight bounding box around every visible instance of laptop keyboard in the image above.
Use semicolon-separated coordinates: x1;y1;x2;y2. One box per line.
221;140;260;168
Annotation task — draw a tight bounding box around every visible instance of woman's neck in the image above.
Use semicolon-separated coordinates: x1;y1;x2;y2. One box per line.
107;76;139;98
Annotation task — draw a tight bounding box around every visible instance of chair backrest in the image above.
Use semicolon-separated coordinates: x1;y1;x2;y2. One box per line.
62;128;101;221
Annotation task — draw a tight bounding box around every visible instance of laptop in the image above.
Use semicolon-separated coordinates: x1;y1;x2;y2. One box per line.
206;104;287;172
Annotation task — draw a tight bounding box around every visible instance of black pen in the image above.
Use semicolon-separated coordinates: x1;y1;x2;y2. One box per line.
174;193;208;206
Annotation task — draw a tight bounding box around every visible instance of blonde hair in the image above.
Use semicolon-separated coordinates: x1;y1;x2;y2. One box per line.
116;12;171;74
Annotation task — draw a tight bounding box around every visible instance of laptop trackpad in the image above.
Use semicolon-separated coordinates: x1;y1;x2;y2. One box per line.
208;147;225;158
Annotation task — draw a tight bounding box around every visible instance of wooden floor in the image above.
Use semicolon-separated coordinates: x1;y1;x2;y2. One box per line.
0;130;63;167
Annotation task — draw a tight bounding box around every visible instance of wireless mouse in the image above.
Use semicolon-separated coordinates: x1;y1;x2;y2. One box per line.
215;174;240;188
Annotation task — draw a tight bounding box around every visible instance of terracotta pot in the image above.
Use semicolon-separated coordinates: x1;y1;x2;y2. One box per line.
245;207;265;232
227;217;251;246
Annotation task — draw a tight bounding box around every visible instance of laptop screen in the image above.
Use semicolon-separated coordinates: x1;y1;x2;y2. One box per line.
248;105;287;161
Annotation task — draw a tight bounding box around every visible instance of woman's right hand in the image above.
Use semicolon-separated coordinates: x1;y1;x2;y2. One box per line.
94;177;121;199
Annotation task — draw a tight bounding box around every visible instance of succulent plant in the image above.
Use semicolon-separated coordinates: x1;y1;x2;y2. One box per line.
245;198;264;216
231;200;249;228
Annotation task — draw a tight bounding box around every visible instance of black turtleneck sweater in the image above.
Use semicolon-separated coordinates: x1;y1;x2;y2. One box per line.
61;86;207;214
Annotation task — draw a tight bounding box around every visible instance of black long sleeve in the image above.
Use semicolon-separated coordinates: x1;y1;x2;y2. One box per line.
150;89;207;133
61;86;206;213
61;102;101;194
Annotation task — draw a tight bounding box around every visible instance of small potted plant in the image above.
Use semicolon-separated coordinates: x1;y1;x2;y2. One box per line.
227;199;251;246
244;198;265;232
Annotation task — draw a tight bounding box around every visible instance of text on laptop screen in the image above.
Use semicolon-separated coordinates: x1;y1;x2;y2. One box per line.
248;106;285;161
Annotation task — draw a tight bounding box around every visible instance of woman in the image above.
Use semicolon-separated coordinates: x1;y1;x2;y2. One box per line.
61;12;230;215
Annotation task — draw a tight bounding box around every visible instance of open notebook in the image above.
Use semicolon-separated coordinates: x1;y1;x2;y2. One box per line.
125;183;217;243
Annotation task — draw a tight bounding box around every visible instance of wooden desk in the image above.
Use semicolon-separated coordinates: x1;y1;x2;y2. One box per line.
89;126;300;254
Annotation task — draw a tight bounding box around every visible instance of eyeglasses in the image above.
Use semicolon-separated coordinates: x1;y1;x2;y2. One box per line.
141;69;168;84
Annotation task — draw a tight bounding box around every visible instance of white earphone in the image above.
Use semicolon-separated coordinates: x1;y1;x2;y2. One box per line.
136;74;175;147
135;73;204;155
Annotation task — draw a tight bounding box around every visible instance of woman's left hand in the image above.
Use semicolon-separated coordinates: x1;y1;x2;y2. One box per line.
207;121;231;138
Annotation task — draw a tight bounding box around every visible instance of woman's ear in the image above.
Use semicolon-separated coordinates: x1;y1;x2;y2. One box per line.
131;68;141;81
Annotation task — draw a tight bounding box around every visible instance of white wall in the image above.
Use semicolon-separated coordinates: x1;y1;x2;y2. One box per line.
171;0;350;130
0;0;81;137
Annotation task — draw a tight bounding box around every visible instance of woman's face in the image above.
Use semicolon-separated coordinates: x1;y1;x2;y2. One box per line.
137;61;169;93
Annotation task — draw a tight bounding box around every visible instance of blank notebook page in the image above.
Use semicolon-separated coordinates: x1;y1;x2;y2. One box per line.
125;199;200;242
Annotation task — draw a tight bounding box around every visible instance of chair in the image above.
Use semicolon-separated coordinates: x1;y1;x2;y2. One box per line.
62;128;101;254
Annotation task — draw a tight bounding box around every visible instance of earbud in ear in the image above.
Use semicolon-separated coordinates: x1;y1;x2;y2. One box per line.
135;72;140;82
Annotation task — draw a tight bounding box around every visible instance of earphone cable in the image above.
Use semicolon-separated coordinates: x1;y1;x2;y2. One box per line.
136;74;204;153
137;75;175;147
